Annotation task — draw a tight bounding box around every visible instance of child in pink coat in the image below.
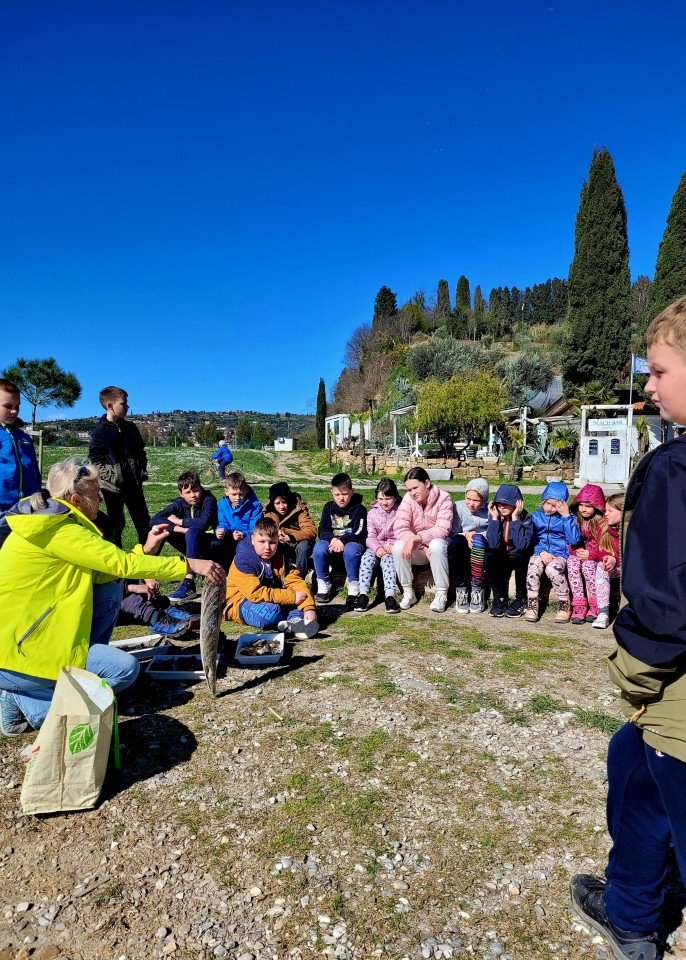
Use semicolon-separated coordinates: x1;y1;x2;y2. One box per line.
567;483;607;624
355;478;401;614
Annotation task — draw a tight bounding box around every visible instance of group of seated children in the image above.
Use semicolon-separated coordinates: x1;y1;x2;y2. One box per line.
80;388;621;632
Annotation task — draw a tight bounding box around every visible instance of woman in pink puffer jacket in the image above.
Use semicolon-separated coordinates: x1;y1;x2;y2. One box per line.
392;467;454;612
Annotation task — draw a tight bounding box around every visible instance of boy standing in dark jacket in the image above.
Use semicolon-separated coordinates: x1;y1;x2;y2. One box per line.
150;469;219;601
88;385;150;546
0;378;42;549
484;483;534;618
313;472;367;608
571;296;686;960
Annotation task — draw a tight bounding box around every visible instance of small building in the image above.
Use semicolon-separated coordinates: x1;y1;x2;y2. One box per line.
274;437;294;452
325;413;372;448
577;404;673;486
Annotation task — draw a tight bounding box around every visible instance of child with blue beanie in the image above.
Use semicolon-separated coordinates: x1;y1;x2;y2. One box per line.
525;481;580;623
484;483;534;618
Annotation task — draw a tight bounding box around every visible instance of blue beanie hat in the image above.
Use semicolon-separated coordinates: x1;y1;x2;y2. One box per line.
541;481;569;502
493;483;523;506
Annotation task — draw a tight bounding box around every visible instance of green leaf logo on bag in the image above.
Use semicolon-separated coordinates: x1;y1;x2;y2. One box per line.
69;723;95;755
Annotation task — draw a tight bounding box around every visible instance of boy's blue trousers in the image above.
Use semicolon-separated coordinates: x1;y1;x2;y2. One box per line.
312;540;363;584
605;721;686;933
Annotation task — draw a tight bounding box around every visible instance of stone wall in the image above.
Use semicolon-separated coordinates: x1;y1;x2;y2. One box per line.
338;452;575;482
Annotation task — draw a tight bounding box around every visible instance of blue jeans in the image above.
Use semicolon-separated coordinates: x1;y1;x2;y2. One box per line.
0;580;139;730
238;600;303;630
312;540;363;585
605;722;686;932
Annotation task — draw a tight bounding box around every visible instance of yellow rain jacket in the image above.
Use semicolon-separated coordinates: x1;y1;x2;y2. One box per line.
1;497;186;681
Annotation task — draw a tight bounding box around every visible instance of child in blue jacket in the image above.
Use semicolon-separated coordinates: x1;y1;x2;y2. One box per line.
216;471;263;567
525;481;579;624
210;440;233;480
0;379;41;549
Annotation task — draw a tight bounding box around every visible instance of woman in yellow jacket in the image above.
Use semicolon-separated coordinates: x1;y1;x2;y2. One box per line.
0;458;225;736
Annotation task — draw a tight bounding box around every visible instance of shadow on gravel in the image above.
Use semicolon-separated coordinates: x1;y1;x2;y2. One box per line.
218;653;324;698
101;714;197;801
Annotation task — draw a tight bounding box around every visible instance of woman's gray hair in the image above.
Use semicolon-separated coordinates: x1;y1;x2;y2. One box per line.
28;458;100;510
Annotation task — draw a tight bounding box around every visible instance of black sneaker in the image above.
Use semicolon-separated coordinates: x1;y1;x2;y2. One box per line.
505;599;525;618
345;594;358;612
385;596;401;614
569;874;663;960
355;594;370;612
489;598;507;618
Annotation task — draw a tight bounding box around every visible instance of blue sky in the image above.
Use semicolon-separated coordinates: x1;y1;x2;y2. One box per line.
2;0;685;422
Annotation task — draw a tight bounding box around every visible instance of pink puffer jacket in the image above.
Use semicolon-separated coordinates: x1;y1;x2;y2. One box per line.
366;500;400;553
394;485;453;545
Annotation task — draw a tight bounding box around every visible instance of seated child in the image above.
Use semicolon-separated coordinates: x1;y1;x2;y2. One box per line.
525;481;580;623
313;472;367;609
224;517;319;638
591;492;624;630
210;440;234;480
216;471;263;567
355;478;401;614
149;469;219;602
449;478;489;614
567;483;607;625
485;484;534;618
263;481;316;580
119;580;197;637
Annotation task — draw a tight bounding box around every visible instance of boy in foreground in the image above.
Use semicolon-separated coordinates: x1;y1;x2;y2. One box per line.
149;469;219;602
313;472;367;608
224;517;319;638
571;296;686;960
88;385;150;546
0;378;41;549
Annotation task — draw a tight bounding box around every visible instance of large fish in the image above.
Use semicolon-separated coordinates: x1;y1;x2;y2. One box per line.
199;570;226;696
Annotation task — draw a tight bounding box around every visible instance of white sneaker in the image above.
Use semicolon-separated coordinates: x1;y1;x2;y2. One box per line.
455;589;470;613
399;589;417;610
430;590;448;613
592;612;610;629
469;586;485;614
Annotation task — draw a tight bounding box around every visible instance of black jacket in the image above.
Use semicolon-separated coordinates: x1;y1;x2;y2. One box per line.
150;489;218;533
88;416;148;493
317;493;367;545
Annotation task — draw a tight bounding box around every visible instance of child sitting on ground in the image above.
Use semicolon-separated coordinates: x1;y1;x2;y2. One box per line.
224;517;319;638
263;481;316;580
216;471;263;567
567;483;607;625
590;492;624;630
485;484;534;618
149;469;219;602
449;478;490;614
355;478;401;614
525;481;580;623
313;472;367;609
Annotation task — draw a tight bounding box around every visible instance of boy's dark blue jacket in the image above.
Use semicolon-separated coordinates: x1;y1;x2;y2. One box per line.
486;484;533;555
318;492;367;544
151;489;218;533
88;416;148;493
0;422;41;512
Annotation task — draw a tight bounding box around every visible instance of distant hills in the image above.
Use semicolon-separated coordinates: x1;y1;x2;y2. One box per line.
40;409;315;439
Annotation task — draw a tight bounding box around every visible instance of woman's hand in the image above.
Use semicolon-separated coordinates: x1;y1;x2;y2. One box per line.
187;558;225;584
143;525;170;555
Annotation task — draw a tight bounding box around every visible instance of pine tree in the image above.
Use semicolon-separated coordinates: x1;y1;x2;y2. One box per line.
316;378;327;449
372;285;398;325
436;279;451;319
449;275;471;338
562;147;632;389
643;170;686;331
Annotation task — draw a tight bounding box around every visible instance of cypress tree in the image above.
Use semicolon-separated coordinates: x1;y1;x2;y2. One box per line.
562;147;632;388
316;378;326;449
372;285;398;325
436;279;451;319
643;170;686;331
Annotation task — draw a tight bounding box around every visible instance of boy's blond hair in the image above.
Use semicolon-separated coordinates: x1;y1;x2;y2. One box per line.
645;295;686;354
224;471;247;492
99;385;128;409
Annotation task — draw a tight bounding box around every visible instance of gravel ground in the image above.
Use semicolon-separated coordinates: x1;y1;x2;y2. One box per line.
2;597;685;960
